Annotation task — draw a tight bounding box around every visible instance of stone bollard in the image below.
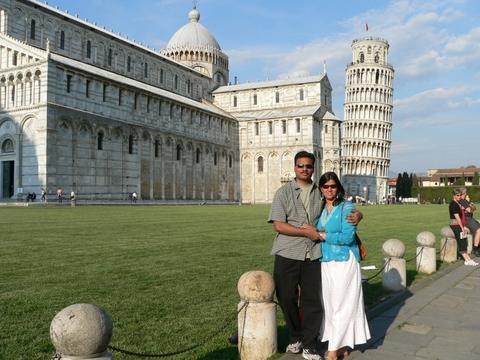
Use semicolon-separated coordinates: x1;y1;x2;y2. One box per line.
50;303;114;360
237;271;277;360
416;231;436;274
440;226;458;263
467;233;473;254
382;239;406;292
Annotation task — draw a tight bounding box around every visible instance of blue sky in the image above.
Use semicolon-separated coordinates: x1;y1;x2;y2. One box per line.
46;0;480;175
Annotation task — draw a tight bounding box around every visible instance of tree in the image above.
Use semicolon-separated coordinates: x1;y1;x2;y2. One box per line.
403;172;411;197
473;172;480;186
395;173;403;199
454;173;466;185
411;173;420;197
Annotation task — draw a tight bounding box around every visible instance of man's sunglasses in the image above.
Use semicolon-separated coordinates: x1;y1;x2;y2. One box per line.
296;164;314;169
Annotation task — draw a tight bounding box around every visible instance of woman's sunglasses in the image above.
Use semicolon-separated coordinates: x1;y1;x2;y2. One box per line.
321;184;337;190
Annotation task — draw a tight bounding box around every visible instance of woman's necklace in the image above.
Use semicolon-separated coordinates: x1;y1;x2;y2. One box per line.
326;202;334;213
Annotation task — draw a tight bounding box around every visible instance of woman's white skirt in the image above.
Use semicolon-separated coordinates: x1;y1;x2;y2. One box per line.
320;251;371;351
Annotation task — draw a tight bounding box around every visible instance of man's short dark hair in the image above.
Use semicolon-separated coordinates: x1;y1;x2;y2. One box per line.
294;151;315;165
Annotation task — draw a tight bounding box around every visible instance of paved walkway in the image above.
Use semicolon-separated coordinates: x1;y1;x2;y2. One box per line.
282;261;480;360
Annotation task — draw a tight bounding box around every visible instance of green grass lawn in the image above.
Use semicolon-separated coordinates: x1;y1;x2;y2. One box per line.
0;203;454;359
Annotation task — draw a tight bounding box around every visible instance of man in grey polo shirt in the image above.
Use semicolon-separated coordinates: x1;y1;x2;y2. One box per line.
268;151;361;360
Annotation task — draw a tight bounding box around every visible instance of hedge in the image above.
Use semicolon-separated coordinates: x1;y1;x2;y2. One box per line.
418;186;480;203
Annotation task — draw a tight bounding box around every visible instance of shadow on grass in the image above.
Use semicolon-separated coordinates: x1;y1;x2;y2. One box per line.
196;345;239;360
197;325;289;360
277;324;289;353
406;268;420;286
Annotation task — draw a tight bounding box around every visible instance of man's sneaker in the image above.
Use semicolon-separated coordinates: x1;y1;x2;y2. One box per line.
302;347;322;360
286;340;302;354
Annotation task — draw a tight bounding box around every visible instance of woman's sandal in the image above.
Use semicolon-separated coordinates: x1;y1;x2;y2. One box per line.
337;347;350;359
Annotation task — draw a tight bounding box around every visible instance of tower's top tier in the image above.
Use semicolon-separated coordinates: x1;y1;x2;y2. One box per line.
350;37;390;66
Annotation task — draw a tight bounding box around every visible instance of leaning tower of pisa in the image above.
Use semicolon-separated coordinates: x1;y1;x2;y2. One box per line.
341;37;394;203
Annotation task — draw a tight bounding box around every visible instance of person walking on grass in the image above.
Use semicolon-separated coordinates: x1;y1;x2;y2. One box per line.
268;151;362;360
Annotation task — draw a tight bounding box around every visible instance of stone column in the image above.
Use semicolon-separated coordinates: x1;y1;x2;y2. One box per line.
467;233;473;254
416;231;436;274
237;271;277;360
50;303;114;360
440;226;458;263
382;239;406;292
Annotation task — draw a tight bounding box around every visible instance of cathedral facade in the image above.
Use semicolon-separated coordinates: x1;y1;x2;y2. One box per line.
0;1;390;203
0;0;239;201
213;76;341;203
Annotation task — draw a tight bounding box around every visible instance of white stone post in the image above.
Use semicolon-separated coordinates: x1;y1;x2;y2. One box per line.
237;271;277;360
416;231;436;274
467;233;473;254
440;226;458;263
50;303;114;360
382;239;406;292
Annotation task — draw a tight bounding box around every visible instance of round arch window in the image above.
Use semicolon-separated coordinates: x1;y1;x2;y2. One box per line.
1;138;14;153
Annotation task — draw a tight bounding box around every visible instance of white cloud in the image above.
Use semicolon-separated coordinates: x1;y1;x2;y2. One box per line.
393;85;480;128
447;97;480;108
227;0;480;87
396;86;470;109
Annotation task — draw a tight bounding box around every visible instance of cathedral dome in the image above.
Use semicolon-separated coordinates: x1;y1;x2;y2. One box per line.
165;7;221;51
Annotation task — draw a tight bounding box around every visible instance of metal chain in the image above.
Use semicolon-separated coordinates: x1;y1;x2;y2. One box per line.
437;239;448;255
238;301;249;356
364;242;447;283
405;246;425;263
107;301;249;358
363;257;391;283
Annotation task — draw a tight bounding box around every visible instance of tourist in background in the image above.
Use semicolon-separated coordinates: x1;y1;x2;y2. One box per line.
70;191;76;207
449;188;477;265
315;172;370;360
56;188;63;203
459;188;480;257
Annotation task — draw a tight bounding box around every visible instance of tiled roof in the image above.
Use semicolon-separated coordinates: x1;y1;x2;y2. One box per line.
429;167;480;176
49;53;235;119
228;105;322;121
213;75;326;93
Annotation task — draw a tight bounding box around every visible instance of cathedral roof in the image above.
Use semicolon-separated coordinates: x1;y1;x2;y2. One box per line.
165;7;221;52
322;111;340;121
213;74;326;93
228;105;323;121
48;52;234;119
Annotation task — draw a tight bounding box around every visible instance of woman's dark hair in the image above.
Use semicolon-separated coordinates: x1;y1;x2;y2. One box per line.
318;171;345;206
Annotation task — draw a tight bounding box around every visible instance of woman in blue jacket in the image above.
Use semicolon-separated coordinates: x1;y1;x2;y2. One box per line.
315;172;370;360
